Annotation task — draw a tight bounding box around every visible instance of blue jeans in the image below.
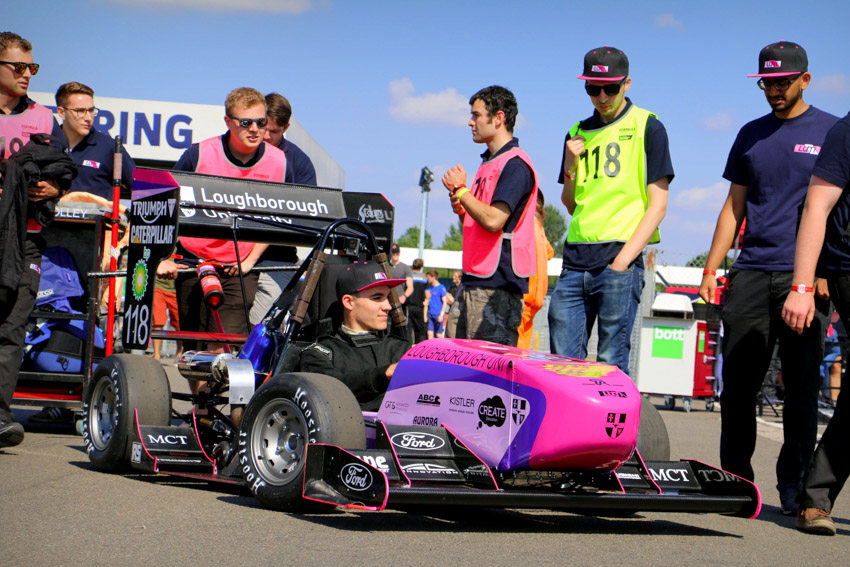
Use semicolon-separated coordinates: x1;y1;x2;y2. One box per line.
547;265;644;374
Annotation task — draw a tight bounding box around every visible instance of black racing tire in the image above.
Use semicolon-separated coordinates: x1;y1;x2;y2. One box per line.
238;372;366;511
82;354;172;472
636;396;670;461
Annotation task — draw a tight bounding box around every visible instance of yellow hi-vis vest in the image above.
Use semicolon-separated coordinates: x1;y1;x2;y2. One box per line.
566;105;660;245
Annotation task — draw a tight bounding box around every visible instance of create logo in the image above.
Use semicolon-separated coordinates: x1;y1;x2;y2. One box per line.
591;65;609;73
478;396;507;429
652;326;685;359
764;60;781;68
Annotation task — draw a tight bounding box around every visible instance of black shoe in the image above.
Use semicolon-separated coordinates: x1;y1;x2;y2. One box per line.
28;407;74;424
0;421;24;448
779;483;800;516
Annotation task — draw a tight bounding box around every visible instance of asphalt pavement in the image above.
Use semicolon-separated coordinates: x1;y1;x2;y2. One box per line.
2;359;848;566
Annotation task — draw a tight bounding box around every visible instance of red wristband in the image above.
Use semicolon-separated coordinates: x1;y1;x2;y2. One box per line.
703;269;716;276
791;284;814;294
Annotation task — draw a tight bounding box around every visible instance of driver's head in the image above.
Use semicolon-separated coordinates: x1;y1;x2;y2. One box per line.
336;262;406;332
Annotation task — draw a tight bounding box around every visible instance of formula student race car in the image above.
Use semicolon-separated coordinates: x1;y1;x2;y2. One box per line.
82;168;761;520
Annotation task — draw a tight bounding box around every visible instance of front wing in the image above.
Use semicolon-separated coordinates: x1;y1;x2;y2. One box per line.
303;422;761;518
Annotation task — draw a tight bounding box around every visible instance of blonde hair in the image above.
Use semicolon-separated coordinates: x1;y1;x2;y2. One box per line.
225;87;266;115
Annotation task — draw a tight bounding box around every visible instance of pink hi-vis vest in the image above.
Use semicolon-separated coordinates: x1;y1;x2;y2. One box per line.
181;136;287;263
463;147;538;279
0;101;53;159
1;101;54;232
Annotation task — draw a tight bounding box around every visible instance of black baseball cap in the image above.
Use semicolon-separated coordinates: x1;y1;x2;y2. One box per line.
747;40;808;78
578;46;629;82
336;262;406;297
391;243;400;253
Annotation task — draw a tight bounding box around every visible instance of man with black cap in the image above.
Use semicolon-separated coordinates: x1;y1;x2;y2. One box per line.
548;46;673;374
298;262;411;410
699;41;839;516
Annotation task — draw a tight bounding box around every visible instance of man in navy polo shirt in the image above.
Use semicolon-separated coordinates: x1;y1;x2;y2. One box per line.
248;92;318;324
782;111;850;536
699;41;839;515
27;82;137;425
55;82;134;200
263;92;316;186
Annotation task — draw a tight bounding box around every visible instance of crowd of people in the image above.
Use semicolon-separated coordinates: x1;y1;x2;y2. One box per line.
1;30;848;536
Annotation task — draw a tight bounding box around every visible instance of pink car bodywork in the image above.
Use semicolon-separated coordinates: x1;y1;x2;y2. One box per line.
377;338;641;472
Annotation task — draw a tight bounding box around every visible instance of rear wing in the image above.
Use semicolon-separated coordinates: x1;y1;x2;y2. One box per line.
122;168;395;351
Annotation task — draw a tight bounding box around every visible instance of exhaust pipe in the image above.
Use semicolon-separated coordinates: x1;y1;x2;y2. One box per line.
177;351;237;383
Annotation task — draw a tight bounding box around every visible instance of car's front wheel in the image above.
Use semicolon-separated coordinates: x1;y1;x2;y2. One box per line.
238;372;365;511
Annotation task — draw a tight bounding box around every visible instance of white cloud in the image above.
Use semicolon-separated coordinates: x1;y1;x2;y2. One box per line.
700;111;734;131
388;78;470;126
102;0;319;13
654;13;684;30
672;181;728;211
811;73;850;95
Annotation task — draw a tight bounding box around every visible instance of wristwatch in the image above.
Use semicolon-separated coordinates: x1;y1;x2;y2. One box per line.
792;284;814;294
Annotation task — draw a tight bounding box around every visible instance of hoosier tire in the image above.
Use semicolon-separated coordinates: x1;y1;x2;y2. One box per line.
238;372;366;511
636;396;670;461
82;354;172;472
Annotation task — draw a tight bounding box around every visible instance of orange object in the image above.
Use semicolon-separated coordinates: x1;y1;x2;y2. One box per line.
517;217;554;349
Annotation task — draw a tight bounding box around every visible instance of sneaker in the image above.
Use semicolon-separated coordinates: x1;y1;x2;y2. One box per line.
0;421;24;448
796;507;836;536
28;407;74;424
779;483;800;516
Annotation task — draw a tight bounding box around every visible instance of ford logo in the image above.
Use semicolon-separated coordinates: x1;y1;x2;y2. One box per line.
390;432;445;451
340;463;373;492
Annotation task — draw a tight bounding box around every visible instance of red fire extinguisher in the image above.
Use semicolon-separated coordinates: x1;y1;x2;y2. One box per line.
197;262;225;309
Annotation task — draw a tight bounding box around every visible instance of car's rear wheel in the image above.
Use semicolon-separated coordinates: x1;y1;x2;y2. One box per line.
636;396;670;461
239;372;365;511
82;354;171;472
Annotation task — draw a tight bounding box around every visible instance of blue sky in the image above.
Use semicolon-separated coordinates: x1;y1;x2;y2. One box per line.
7;0;850;265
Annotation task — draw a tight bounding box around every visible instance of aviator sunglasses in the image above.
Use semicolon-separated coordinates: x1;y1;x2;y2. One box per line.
584;79;626;97
0;60;39;75
227;116;269;128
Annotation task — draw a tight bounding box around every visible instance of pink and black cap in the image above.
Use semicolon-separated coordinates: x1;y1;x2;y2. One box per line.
336;262;406;297
747;40;808;78
577;46;629;82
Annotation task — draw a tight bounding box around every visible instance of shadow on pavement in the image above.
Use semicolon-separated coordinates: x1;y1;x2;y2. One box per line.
222;504;744;537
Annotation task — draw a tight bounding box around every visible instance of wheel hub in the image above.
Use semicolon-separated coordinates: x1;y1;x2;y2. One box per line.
250;399;309;486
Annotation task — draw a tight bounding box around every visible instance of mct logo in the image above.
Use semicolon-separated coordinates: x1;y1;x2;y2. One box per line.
652;326;686;359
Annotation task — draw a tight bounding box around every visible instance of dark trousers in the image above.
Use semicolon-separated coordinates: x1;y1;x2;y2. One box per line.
800;275;850;512
176;269;258;351
407;306;427;344
720;269;827;486
0;238;43;423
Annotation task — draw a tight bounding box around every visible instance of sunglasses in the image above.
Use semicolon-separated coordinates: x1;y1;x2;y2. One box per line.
584;79;625;97
228;116;268;128
757;74;801;92
0;60;39;75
